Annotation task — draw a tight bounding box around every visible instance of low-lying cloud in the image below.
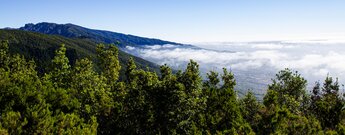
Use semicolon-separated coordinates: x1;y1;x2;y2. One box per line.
124;41;345;96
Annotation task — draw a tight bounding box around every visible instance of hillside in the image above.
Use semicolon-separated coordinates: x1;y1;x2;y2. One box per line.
0;29;160;78
1;37;344;134
19;22;181;47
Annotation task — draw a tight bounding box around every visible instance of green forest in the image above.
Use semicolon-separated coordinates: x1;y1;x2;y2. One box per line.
0;40;345;135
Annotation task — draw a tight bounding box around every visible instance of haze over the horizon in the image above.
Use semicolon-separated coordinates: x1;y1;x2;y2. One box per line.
1;0;345;43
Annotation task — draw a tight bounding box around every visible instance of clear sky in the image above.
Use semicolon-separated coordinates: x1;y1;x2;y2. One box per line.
1;0;345;43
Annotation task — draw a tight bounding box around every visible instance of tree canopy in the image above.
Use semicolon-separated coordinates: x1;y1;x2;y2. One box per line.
0;40;345;134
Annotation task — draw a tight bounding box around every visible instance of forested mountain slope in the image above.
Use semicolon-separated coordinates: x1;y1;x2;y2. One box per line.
19;22;181;47
0;29;160;78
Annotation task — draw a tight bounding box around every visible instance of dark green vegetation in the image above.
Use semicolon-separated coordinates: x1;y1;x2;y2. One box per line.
1;39;345;134
19;22;181;47
0;29;160;79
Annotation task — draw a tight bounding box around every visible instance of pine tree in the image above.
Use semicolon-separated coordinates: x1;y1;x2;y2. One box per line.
240;91;262;132
96;44;121;86
71;58;113;119
268;68;307;113
122;58;155;134
154;64;186;134
50;44;71;88
261;69;323;134
311;76;344;130
175;60;206;134
0;40;9;69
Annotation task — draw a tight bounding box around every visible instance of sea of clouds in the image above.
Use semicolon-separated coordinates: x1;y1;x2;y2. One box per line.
123;41;345;97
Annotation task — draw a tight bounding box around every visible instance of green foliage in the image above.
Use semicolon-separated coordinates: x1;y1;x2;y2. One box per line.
268;107;322;135
240;91;262;132
0;40;9;69
0;29;160;77
203;68;253;134
51;44;71;88
260;69;327;134
267;68;307;113
54;113;98;134
0;111;27;134
1;39;345;134
155;64;186;134
310;76;345;130
96;44;121;84
71;58;113;117
174;60;206;134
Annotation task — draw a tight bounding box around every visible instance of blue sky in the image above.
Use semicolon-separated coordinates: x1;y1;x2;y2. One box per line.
1;0;345;43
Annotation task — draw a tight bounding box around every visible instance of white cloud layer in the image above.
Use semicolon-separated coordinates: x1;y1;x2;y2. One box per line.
124;41;345;95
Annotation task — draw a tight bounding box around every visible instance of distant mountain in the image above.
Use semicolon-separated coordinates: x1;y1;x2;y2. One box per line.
0;29;161;79
19;22;181;47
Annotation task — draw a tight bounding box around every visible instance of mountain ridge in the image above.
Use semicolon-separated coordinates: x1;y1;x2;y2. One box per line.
19;22;182;47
